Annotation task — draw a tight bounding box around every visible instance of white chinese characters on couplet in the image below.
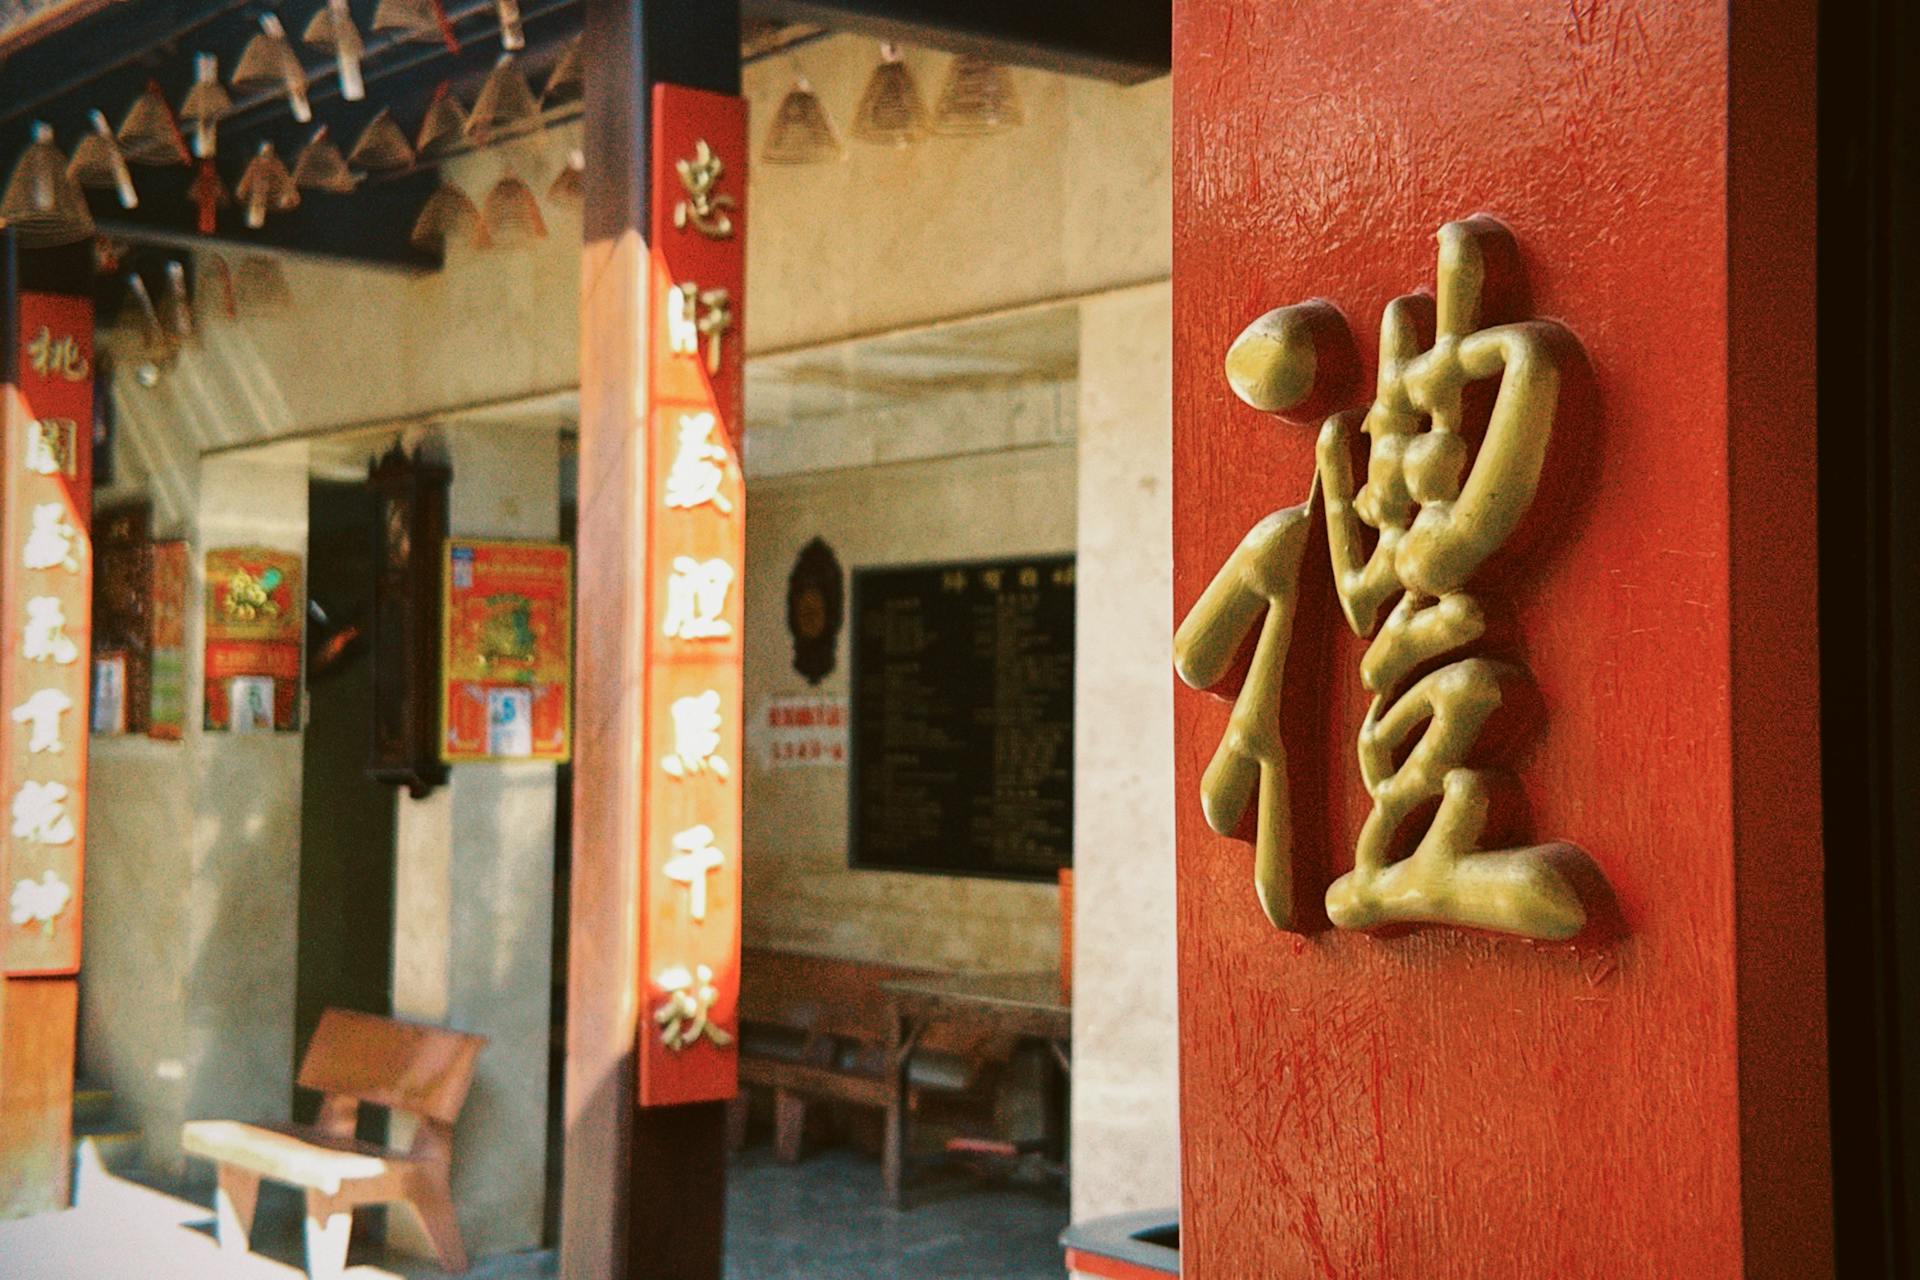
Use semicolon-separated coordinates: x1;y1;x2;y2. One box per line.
661;556;734;641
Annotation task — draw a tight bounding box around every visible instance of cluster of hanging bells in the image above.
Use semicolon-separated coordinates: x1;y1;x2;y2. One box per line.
0;4;580;248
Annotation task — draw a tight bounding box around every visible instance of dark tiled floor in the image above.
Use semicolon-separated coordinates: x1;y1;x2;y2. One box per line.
724;1149;1067;1280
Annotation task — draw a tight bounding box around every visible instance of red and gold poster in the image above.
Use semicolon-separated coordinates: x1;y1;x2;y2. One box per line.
638;84;747;1107
4;293;94;976
203;547;303;732
148;540;187;741
441;539;572;763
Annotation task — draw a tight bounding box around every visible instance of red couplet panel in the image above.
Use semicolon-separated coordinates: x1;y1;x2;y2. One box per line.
1171;2;1824;1276
638;83;747;1108
4;294;93;977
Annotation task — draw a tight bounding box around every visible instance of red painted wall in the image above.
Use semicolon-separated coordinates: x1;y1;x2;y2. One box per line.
1170;2;1826;1276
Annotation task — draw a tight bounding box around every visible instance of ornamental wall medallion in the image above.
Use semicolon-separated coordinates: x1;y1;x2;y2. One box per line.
1174;215;1609;942
787;536;843;686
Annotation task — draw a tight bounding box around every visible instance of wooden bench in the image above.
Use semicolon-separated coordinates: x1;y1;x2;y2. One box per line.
732;948;1007;1165
181;1008;487;1280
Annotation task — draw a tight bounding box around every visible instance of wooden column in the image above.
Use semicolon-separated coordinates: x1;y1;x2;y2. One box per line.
565;3;740;1279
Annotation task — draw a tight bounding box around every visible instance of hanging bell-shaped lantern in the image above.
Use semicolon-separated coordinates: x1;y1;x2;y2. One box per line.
480;171;546;248
124;270;177;382
235;142;300;229
763;76;843;165
494;0;525;51
415;83;468;159
303;0;366;102
373;0;459;53
409;181;484;253
232;14;312;124
931;54;1024;136
189;158;230;234
546;149;583;208
117;81;191;167
851;43;928;147
159;260;196;346
179;53;232;158
0;123;95;248
467;54;539;144
347;108;416;172
542;35;583;106
234;255;293;315
293;126;359;193
68;110;138;209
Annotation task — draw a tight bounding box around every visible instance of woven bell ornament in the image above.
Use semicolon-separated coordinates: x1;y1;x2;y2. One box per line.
410;181;485;253
236;142;300;229
763;76;843;165
416;83;468;159
189;158;230;234
178;54;231;160
69;110;138;208
480;172;545;248
293;126;359;193
372;0;459;53
124;271;177;379
852;44;928;146
546;149;583;208
494;0;525;51
931;55;1024;136
117;82;190;167
348;108;415;172
1;123;95;248
467;54;539;144
303;0;366;102
233;14;312;124
542;35;583;105
234;255;293;315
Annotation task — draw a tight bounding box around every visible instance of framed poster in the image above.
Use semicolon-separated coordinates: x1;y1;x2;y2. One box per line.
203;546;303;732
849;555;1075;882
148;539;187;740
440;539;572;763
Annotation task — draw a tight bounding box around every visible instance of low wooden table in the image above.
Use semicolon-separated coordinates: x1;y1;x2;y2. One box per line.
880;970;1071;1209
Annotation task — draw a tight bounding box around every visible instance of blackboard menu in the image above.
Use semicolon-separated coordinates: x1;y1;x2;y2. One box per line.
850;556;1075;880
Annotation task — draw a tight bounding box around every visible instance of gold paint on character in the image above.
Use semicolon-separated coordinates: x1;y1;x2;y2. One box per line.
1174;216;1602;942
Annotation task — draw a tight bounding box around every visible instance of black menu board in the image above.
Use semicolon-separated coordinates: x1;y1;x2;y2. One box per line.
850;556;1075;881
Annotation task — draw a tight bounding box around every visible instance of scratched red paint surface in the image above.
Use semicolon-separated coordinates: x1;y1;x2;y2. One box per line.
1171;2;1826;1276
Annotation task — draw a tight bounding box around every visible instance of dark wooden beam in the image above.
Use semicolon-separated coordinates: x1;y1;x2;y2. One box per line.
566;2;738;1278
749;0;1169;84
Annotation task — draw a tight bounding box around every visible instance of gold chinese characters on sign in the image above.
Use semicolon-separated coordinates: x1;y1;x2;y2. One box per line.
673;138;736;240
1175;217;1606;942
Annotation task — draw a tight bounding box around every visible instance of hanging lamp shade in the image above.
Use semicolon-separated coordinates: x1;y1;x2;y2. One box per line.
931;54;1024;136
69;110;138;209
117;82;191;167
293;126;359;193
232;14;312;124
851;44;928;146
235;142;300;229
179;54;232;159
303;0;366;102
494;0;525;51
124;270;177;382
466;54;539;144
1;123;95;248
480;172;546;248
763;76;843;165
234;255;293;314
542;35;583;105
410;181;485;253
415;83;468;159
347;108;416;172
201;253;238;320
372;0;459;53
546;149;583;208
189;158;230;234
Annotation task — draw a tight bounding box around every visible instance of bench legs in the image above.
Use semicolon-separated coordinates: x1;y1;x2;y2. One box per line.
404;1171;470;1274
214;1165;260;1253
304;1190;353;1280
773;1088;809;1164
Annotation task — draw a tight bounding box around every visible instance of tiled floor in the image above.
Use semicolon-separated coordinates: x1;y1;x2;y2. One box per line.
0;1141;1065;1279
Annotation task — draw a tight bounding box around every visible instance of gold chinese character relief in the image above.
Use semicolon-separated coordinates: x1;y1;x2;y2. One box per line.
10;869;72;937
26;327;90;382
1175;216;1606;943
673;139;736;240
655;964;733;1051
667;282;734;375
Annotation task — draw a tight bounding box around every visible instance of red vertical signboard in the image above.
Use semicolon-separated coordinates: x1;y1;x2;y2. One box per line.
4;295;92;976
639;83;746;1107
